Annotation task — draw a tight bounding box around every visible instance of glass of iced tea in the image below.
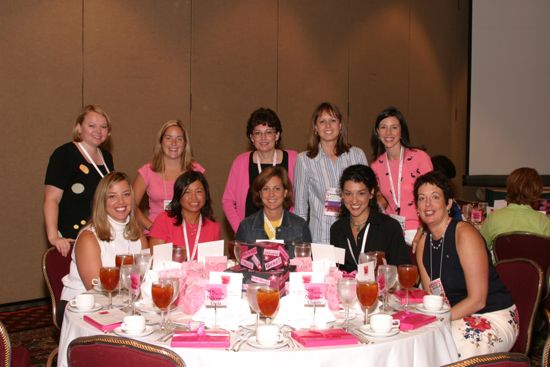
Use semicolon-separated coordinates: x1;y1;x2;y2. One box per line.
398;264;418;309
256;287;280;324
356;280;378;325
152;279;174;330
115;254;134;267
99;266;120;309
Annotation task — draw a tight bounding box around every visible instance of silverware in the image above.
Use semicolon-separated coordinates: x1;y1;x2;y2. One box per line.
350;329;373;344
155;330;173;342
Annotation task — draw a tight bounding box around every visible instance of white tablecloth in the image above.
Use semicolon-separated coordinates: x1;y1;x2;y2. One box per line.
58;293;459;367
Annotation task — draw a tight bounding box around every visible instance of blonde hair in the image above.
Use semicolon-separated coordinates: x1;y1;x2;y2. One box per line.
151;120;194;173
72;105;112;142
91;172;141;241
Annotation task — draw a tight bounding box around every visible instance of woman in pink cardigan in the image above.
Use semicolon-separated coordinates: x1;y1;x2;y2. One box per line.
222;108;297;233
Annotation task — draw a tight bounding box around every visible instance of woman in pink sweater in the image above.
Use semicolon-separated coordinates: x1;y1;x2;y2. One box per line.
222;108;297;233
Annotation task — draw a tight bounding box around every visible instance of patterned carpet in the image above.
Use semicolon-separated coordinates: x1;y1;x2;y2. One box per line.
0;303;59;367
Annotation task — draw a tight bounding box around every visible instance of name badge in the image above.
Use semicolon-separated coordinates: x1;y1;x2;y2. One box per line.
163;200;171;211
324;188;341;217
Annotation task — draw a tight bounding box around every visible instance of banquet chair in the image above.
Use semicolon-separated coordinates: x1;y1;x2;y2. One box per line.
495;258;543;355
42;246;72;367
67;335;185;367
493;232;550;299
0;320;32;367
441;352;530;366
543;333;550;367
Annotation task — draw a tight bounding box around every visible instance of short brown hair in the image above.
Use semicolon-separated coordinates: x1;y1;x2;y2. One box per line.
251;166;293;210
506;167;543;205
72;104;112;142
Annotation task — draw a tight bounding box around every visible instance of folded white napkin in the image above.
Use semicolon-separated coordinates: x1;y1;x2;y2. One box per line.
192;297;253;331
273;294;336;329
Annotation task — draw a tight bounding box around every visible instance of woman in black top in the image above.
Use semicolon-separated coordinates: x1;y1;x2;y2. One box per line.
44;105;114;256
330;164;409;273
414;171;518;360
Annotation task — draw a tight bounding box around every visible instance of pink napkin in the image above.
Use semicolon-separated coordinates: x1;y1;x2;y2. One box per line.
291;328;358;347
393;288;427;304
392;311;436;331
171;324;230;348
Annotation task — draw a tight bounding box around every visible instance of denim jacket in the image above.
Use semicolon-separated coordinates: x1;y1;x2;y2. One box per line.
235;209;312;257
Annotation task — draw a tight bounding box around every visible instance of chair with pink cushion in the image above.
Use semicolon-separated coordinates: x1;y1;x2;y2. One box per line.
441;352;530;366
68;335;185;367
495;258;543;355
0;320;32;367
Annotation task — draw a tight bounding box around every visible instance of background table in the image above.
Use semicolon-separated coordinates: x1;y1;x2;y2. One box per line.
58;293;458;367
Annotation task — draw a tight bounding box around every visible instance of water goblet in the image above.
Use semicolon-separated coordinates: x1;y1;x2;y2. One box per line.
366;251;386;273
99;266;120;309
337;278;357;329
377;265;397;313
133;253;151;280
294;242;312;258
246;283;262;330
256;286;280;324
356;280;378;325
152;279;174;331
119;264;132;307
166;277;181;329
172;247;186;263
398;264;418;310
129;265;141;314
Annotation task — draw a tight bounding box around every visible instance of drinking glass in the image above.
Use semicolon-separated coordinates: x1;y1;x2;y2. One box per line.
99;266;120;309
377;265;397;312
246;283;262;330
152;279;174;330
398;264;418;310
256;286;280;324
129;265;141;315
366;251;386;274
356;280;378;325
337;278;357;329
233;242;242;264
294;242;312;258
172;247;186;263
133;253;151;280
115;254;133;267
119;265;132;306
166;277;181;329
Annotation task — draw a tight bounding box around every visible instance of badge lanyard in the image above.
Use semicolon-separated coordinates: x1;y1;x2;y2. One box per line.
256;150;277;173
264;211;283;240
346;223;371;266
182;215;202;261
385;146;404;214
77;142;110;178
161;171;171;210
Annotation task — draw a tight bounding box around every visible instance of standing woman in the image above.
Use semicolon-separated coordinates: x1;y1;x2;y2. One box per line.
294;102;367;244
222;108;297;233
330;165;409;273
236;166;311;250
149;171;221;261
133;120;205;232
44;105;114;257
414;172;518;360
370;107;432;243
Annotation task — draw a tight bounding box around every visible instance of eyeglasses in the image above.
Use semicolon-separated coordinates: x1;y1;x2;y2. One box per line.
252;129;277;138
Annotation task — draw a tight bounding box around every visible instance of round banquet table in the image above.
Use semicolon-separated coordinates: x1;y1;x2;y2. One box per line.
58;292;459;367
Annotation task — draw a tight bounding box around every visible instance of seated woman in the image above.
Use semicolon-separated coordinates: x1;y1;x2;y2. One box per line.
236;166;311;255
330;165;409;273
149;171;221;261
60;172;147;324
414;171;518;360
481;167;550;251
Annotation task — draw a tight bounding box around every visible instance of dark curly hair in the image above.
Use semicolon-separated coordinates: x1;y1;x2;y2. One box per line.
413;171;454;204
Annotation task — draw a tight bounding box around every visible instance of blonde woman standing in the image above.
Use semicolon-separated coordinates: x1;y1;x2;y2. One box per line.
133;120;205;232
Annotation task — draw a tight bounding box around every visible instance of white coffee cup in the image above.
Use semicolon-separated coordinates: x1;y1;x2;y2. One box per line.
121;315;146;334
369;314;400;333
423;295;444;311
69;294;95;311
256;324;283;346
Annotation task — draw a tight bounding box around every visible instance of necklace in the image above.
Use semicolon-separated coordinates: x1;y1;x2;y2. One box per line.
430;234;444;250
350;219;367;231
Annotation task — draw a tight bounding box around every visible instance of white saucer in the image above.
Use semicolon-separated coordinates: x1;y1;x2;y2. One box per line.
416;303;451;314
359;325;399;338
246;336;289;349
135;301;176;314
113;326;154;338
66;303;102;313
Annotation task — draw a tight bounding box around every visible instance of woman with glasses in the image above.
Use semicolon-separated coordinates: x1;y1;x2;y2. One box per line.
223;108;297;233
236;166;311;252
294;102;368;244
133;120;205;233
